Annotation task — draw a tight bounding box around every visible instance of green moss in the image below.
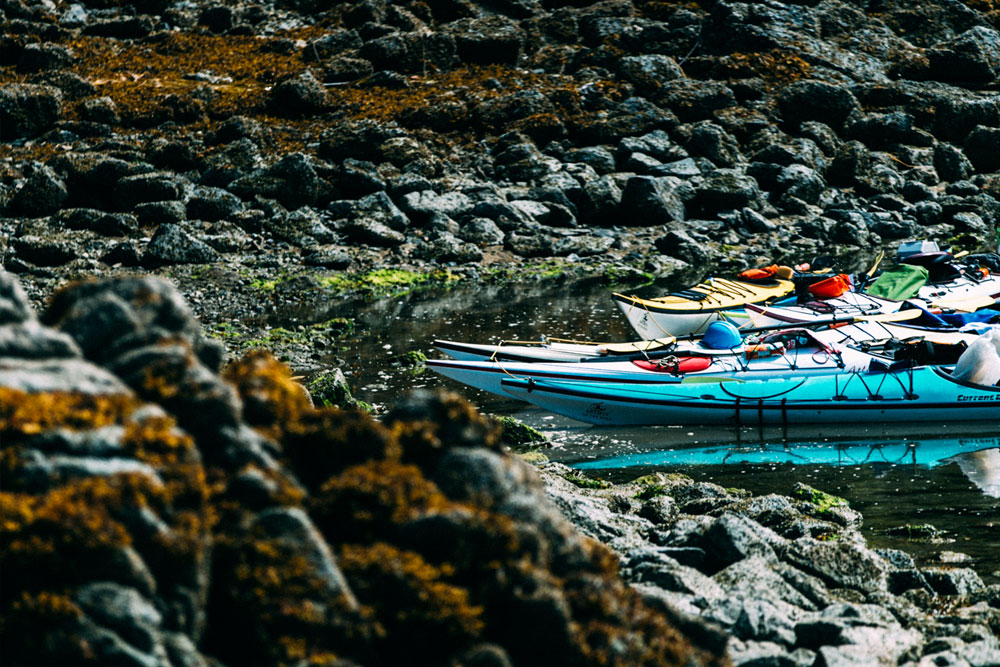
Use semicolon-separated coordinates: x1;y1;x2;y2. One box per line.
208;318;355;356
319;268;462;299
517;450;549;465
396;350;427;367
566;475;612;490
492;415;549;452
633;484;667;501
793;483;848;515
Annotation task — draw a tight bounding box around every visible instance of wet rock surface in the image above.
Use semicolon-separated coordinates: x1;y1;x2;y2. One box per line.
541;467;1000;667
1;0;999;371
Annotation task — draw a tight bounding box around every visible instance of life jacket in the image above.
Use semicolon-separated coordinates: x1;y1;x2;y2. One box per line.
738;265;779;281
807;273;852;299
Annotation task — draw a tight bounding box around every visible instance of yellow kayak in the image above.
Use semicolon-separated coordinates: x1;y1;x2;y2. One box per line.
614;278;795;337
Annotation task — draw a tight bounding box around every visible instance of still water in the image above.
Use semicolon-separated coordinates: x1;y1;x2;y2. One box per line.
316;281;1000;582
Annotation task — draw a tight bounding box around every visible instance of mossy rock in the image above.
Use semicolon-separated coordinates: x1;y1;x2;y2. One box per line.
565;474;612;490
306;369;369;411
394;350;428;368
792;482;848;515
492;415;549;452
516;450;549;465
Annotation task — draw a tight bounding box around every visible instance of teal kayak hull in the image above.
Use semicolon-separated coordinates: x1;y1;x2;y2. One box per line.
501;366;1000;426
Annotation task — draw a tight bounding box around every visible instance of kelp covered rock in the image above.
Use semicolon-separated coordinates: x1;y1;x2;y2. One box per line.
0;272;726;667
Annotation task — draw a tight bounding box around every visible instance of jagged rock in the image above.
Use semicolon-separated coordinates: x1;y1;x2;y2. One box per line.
79;96;119;125
777;80;859;131
334;191;410;231
459;217;505;246
17;42;74;73
301;247;351;269
693;170;763;214
269;69;327;116
114;172;184;211
229;153;323;209
360;31;456;73
783;539;889;593
618;55;684;94
655;229;712;266
343;218;405;247
400;189;474;223
687;122;743;168
182;187;240;222
714;557;818;612
928;26;1000;83
11;236;76;267
658;79;736;123
963;126;1000;174
143;224;221;266
0;83;62;139
566;146;617;175
7;161;67;217
617;130;689;166
303;28;362;61
922;567;986;596
134;201;187;226
699;513;783;574
934;143;974;182
618;175;686;225
448;15;525;65
505;231;554;257
84;15;155;38
553;233;614;257
934;96;1000;143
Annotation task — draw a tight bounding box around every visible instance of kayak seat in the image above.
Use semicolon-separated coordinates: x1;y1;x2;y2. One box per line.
632;357;713;374
670;289;710;301
802;301;837;314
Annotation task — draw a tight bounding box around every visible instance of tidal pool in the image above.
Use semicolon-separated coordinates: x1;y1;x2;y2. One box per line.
314;281;1000;583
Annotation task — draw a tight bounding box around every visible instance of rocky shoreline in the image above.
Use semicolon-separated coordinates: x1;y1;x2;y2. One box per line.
4;0;1000;371
538;463;1000;666
2;272;998;666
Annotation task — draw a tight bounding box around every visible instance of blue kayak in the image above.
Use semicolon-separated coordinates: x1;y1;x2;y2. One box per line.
501;366;1000;426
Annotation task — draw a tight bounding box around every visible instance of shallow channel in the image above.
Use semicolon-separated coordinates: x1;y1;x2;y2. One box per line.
319;281;1000;582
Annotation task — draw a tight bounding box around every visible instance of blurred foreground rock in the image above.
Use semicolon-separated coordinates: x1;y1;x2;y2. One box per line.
0;272;727;666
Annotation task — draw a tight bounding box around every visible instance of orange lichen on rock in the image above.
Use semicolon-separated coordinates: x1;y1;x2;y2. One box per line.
338;542;485;661
224;351;399;487
0;387;137;436
64;32;308;120
711;50;813;85
312;460;452;542
224;349;312;436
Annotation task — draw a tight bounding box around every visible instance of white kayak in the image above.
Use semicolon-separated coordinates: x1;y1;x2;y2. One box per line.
612;277;794;338
433;310;984;364
430;329;884;397
500;366;1000;426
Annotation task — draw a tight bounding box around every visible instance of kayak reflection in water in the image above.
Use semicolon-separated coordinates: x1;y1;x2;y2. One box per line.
953;448;1000;498
573;430;1000;498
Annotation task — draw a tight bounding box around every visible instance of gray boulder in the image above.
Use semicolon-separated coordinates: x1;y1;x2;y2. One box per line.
964;126;1000;174
0;83;63;140
929;27;1000;82
143;224;221;266
8;162;68;217
400;190;473;223
268;70;327;116
619;176;686;225
783;538;889;593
